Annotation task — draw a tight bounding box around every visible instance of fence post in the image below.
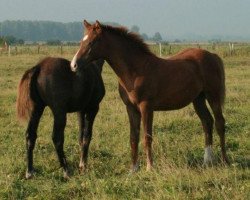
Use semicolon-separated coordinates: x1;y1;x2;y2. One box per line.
159;43;162;57
229;43;234;56
8;45;11;56
37;45;40;54
229;43;231;56
212;43;215;50
169;45;172;55
60;45;63;55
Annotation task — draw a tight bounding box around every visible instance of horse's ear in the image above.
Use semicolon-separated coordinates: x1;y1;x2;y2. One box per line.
83;20;91;29
95;20;102;33
95;20;101;29
96;20;101;26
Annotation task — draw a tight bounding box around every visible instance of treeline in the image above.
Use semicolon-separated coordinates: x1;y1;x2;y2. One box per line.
0;35;24;45
130;25;162;42
0;20;164;43
0;20;120;42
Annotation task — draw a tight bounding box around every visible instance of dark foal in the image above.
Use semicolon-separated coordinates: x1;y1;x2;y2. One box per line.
17;57;105;179
71;20;229;172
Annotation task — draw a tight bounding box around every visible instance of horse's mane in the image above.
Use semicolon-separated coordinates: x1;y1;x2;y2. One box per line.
101;24;154;56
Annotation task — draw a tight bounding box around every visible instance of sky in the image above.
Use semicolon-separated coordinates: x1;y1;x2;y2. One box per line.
0;0;250;39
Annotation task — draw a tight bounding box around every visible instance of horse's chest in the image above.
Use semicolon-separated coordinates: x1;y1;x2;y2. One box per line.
119;78;143;106
126;92;135;104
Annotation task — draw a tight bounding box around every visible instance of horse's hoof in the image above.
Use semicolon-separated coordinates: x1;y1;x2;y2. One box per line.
203;160;213;168
203;157;214;167
79;167;87;174
130;163;139;174
203;146;214;167
79;163;87;174
25;170;34;179
146;164;153;172
222;156;230;166
63;171;70;180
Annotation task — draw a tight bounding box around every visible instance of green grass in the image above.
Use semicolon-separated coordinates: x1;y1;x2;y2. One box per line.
0;46;249;199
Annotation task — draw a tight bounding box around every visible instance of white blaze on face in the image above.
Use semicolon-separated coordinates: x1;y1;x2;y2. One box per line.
70;50;79;72
82;34;88;41
70;35;89;72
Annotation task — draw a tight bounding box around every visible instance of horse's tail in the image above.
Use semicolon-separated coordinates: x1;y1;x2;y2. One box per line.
215;54;226;107
16;66;40;122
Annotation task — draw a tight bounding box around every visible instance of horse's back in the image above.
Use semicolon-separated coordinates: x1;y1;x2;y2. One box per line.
169;48;222;69
168;48;224;81
35;57;104;112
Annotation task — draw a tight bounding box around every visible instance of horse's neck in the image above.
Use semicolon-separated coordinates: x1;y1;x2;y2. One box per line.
104;36;152;88
106;52;147;91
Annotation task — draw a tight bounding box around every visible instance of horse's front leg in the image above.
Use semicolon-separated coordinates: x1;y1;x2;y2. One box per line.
78;107;98;173
126;104;141;172
52;111;69;179
139;102;154;171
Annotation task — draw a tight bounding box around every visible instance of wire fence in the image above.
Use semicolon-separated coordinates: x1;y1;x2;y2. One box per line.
1;43;250;58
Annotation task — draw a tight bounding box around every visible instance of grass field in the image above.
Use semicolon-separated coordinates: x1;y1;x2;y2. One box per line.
0;45;249;199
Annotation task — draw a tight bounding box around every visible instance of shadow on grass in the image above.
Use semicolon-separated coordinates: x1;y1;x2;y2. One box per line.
68;149;122;177
232;157;250;169
21;148;124;181
186;150;250;170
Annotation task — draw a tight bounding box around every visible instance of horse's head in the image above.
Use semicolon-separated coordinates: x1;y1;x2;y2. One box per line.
71;20;104;72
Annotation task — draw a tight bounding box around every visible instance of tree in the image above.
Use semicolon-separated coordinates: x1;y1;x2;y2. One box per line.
0;37;4;45
174;39;181;43
152;32;162;42
47;39;62;45
141;33;149;41
131;25;140;33
0;20;123;42
4;35;17;44
17;39;24;45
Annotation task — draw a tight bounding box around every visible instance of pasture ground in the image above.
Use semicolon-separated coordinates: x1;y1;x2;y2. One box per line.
0;45;249;199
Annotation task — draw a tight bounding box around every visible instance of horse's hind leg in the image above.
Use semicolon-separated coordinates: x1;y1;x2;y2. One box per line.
207;98;229;164
26;105;44;179
193;94;214;165
78;107;99;172
52;111;69;178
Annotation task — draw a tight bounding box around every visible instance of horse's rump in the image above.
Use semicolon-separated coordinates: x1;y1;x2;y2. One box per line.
169;48;225;106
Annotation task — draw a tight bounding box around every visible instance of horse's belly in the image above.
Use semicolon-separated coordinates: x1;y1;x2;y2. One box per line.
154;86;202;111
66;95;91;112
153;100;192;111
66;88;104;113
